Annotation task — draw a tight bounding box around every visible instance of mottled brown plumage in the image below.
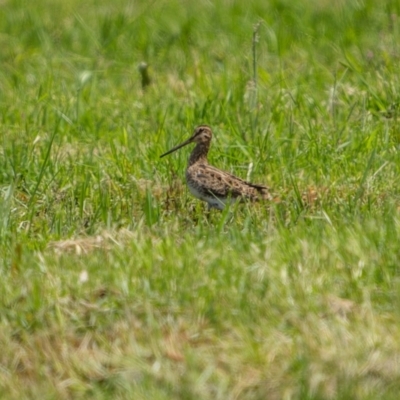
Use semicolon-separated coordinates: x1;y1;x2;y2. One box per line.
160;125;272;210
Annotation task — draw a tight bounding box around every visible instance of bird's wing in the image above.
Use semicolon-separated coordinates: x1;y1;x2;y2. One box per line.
189;164;270;200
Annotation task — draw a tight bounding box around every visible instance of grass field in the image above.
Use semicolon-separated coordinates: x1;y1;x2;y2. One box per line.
1;0;400;398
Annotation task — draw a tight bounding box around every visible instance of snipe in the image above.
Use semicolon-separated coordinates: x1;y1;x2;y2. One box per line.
160;125;272;210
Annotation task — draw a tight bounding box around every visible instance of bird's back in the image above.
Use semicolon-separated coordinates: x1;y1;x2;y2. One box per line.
186;163;272;207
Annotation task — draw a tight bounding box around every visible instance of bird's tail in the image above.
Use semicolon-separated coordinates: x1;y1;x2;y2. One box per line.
253;185;282;203
258;187;274;201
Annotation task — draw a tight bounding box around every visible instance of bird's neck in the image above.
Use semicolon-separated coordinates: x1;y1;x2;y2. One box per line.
188;142;210;166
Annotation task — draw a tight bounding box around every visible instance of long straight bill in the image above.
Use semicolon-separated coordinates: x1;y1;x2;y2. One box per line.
160;138;193;158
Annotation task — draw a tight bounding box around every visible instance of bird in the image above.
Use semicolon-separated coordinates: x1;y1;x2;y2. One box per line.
160;125;272;210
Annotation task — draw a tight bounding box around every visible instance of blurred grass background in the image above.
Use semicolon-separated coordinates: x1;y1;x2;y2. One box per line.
1;0;400;398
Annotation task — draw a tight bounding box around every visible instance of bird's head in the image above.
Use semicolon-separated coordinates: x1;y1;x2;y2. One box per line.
160;125;213;158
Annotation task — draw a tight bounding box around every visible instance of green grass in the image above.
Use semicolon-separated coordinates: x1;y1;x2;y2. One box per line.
1;0;400;398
